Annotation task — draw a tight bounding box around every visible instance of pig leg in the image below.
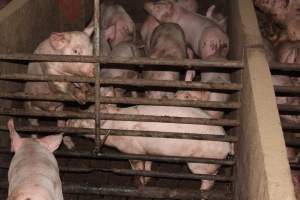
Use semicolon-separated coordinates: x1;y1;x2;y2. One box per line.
187;162;219;190
129;160;152;186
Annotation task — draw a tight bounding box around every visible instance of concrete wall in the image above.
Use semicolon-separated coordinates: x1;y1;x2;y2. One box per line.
237;0;296;199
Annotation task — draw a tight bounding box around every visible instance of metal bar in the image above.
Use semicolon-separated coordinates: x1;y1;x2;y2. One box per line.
274;86;300;94
278;104;300;114
94;0;101;152
0;108;239;127
270;62;300;72
0;182;232;200
0;92;240;109
0;149;235;165
0;164;232;181
0;125;238;142
282;122;300;130
0;53;243;69
0;73;242;91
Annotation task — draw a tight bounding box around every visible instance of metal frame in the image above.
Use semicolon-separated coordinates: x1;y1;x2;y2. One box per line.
0;0;244;199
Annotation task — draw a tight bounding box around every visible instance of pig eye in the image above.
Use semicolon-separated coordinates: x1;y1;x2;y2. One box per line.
73;49;80;55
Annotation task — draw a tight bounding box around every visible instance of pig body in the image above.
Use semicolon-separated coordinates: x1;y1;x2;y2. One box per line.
141;0;198;53
101;42;141;97
142;23;186;99
7;119;63;200
144;0;229;59
67;105;232;190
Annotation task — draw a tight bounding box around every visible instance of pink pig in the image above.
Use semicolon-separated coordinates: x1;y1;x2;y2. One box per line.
66;104;233;190
7;119;63;200
141;0;198;54
144;0;229;59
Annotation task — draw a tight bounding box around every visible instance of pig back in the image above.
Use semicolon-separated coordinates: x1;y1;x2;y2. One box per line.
8;141;63;200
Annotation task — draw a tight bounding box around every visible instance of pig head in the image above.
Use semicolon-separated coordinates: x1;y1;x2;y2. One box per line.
7;119;63;200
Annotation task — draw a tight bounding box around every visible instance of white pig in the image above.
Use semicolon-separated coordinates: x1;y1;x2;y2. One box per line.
7;119;63;200
141;0;198;53
143;23;186;99
144;0;229;59
101;42;141;97
66;105;233;190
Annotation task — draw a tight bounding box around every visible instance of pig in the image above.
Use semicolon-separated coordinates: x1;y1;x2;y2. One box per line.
144;0;229;59
254;0;300;41
206;5;227;32
286;147;300;200
274;41;300;123
100;3;136;48
66;104;233;190
7;119;63;200
0;0;10;9
141;0;198;53
142;23;186;99
24;29;95;149
101;42;141;97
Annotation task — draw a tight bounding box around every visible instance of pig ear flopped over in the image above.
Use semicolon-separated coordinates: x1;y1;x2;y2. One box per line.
38;134;63;152
49;32;70;50
7;119;23;152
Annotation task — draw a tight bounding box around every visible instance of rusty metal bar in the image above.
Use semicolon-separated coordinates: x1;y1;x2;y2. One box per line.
274;86;300;94
0;125;238;142
0;92;240;109
0;73;242;91
0;182;232;200
0;164;232;181
278;104;300;114
282;122;300;130
0;53;243;69
0;148;235;165
0;108;239;126
94;0;101;152
270;62;300;72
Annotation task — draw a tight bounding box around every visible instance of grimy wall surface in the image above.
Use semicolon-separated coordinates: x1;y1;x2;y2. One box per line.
237;0;296;199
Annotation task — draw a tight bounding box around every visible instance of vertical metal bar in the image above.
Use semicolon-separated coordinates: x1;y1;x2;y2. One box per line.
94;0;101;152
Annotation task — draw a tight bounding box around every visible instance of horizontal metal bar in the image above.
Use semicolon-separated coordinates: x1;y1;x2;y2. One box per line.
0;73;242;91
282;122;300;130
0;92;240;109
0;164;232;181
274;85;300;94
0;108;239;127
0;182;232;200
0;149;235;165
0;125;238;142
278;104;300;114
0;53;243;69
270;62;300;72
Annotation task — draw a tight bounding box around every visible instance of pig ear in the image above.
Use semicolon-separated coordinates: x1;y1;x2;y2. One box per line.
206;5;215;18
84;26;94;37
7;119;23;152
49;32;69;50
38;134;63;152
104;25;116;42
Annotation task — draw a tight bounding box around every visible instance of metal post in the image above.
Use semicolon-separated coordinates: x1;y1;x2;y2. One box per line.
94;0;101;153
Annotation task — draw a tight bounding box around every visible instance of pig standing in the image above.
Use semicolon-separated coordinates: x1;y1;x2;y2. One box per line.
100;3;136;48
141;0;198;53
142;23;186;99
101;42;141;97
24;29;95;149
7;119;63;200
67;105;233;190
254;0;300;41
144;0;229;59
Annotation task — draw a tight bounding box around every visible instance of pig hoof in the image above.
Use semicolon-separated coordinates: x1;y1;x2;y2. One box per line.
200;180;215;191
63;136;75;150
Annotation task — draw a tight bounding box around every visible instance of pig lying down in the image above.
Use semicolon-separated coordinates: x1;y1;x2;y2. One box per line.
67;104;233;190
7;119;63;200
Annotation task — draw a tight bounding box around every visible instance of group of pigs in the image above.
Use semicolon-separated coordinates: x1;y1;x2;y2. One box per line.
254;0;300;199
6;0;235;199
